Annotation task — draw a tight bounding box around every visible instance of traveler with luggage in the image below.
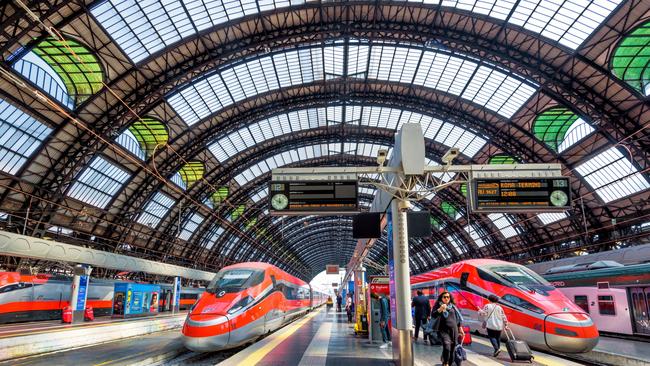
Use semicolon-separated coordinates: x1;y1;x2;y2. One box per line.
479;294;508;357
411;290;430;343
431;291;465;366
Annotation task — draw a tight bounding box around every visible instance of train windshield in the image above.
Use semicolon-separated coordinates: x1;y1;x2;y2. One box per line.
207;269;264;293
483;265;554;293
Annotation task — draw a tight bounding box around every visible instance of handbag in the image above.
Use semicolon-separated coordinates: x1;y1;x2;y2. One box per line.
482;305;497;329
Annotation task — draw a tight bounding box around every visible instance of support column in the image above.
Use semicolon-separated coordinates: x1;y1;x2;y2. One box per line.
390;199;413;366
353;265;366;336
69;264;92;322
172;276;181;313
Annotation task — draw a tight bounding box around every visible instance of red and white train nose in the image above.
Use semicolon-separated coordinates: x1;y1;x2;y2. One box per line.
182;313;231;351
543;312;599;353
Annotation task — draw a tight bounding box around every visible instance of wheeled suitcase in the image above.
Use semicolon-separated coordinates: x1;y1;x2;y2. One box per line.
505;328;533;362
461;325;472;345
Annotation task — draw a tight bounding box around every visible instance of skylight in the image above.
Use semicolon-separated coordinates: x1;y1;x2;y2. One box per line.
208;105;486;162
168;43;537;126
67;156;130;208
464;224;488;248
487;213;520;238
232;143;390;186
92;0;620;63
204;226;225;251
537;212;568;225
251;187;269;203
575;147;650;203
447;234;467;254
0;98;52;175
178;212;205;241
137;191;175;228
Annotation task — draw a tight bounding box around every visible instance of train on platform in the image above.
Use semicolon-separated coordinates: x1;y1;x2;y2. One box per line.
542;261;650;337
0;271;204;324
182;262;328;351
411;259;599;353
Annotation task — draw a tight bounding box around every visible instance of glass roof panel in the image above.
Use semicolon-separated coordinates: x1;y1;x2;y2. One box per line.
533;107;594;153
171;172;187;190
93;0;619;63
204;226;225;251
0;98;52;175
575;147;650;203
488;213;520;238
537;211;568;225
168;43;537;126
67;156;131;208
208;105;486;162
178;211;205;241
13;51;73;108
446;234;467;254
612;20;650;95
116;128;146;160
137;191;175;227
178;161;205;187
464;224;488;248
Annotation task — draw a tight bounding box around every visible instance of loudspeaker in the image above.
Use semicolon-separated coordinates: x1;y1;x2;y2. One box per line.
407;211;432;238
352;213;381;239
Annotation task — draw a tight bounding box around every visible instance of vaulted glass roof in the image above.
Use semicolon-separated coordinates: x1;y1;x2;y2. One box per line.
67;156;130;208
232;143;391;186
612;20;650;95
208;105;487;163
0;98;52;175
575;146;650;203
167;42;537;126
91;0;621;63
533;107;594;153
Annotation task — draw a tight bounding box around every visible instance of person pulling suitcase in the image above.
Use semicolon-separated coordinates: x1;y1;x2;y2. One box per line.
505;328;534;362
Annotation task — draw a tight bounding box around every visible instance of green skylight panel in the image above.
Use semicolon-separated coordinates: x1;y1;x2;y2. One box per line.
441;201;460;220
13;37;104;108
210;187;229;205
178;211;205;241
137;192;175;228
230;205;246;221
178;161;205;187
612;21;650;95
123;118;168;159
67;156;130;208
533;107;594;153
489;155;517;164
169;43;537;126
92;0;619;63
430;216;442;231
575;146;650;203
0;98;52;175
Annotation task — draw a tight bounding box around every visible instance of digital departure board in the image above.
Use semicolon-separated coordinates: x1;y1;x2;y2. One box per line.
471;177;571;212
269;181;358;215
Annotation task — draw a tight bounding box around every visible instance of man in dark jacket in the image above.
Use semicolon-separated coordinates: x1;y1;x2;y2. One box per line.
336;294;343;312
378;293;391;348
411;290;431;342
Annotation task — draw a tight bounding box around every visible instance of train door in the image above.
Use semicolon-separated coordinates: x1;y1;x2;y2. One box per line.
630;287;650;335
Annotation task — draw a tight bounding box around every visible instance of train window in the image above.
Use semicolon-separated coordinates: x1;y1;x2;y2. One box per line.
206;268;264;293
483;265;553;289
574;295;589;313
0;283;33;293
502;294;544;314
180;293;199;299
597;295;616;316
476;268;509;287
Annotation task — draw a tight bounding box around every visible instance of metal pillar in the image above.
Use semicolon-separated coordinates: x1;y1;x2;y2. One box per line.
353;265;366;337
69;264;92;322
390;199;413;366
172;276;181;313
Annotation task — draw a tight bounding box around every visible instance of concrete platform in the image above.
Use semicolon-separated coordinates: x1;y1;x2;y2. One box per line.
570;336;650;366
0;312;186;362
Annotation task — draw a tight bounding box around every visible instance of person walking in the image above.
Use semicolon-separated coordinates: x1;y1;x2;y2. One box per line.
479;294;508;357
411;290;431;342
375;293;392;348
431;291;465;366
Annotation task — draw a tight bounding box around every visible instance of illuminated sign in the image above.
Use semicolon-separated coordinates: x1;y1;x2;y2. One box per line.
269;181;358;215
471;177;571;212
326;265;340;275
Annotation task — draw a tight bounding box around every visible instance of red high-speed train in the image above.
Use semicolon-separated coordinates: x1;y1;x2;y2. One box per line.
411;259;599;353
0;272;203;323
182;262;328;351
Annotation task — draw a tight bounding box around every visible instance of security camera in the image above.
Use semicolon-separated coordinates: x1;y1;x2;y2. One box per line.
442;147;460;165
377;149;388;166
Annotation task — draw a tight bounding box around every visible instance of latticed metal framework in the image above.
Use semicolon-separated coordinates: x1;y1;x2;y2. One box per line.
0;0;649;280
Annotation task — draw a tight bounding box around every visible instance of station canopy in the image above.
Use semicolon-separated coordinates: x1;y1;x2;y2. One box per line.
0;0;648;280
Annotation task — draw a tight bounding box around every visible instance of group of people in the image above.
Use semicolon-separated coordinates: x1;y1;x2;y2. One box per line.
411;291;508;366
334;293;356;323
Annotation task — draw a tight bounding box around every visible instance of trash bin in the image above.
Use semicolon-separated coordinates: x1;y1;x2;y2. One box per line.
62;306;72;323
84;306;95;321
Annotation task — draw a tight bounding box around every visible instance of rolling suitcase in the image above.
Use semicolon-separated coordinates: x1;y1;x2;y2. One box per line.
461;325;472;345
505;328;533;362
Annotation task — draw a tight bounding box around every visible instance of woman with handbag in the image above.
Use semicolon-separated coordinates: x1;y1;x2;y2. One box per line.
479;294;508;357
431;291;465;366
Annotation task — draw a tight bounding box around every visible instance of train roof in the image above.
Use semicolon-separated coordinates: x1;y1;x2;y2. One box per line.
543;262;650;282
411;258;514;283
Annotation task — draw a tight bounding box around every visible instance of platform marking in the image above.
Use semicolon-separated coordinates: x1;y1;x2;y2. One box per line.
297;322;332;366
218;309;322;366
464;348;503;366
471;336;582;366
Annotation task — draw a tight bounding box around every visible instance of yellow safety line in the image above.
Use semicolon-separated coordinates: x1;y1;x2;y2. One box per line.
233;310;321;366
471;337;576;366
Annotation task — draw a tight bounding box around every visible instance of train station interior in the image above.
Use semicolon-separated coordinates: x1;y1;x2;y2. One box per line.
1;0;650;365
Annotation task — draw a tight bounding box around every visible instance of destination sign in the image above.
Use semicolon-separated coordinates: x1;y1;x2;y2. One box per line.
269;181;358;215
471;177;571;212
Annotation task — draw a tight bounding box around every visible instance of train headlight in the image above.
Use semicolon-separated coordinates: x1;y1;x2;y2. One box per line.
227;296;254;314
